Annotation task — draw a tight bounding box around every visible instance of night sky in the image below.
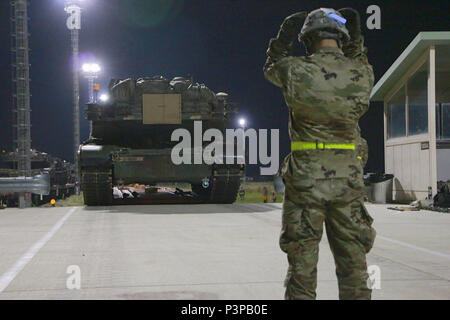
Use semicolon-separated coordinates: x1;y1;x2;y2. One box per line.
0;0;449;175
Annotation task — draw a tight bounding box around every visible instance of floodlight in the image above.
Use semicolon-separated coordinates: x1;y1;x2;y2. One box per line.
99;94;109;102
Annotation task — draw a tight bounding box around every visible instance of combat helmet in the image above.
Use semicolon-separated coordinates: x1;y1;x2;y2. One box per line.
299;8;350;54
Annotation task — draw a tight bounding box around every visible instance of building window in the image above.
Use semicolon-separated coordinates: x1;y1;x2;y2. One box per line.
407;63;428;135
436;45;450;140
437;103;450;139
443;104;450;139
388;86;406;138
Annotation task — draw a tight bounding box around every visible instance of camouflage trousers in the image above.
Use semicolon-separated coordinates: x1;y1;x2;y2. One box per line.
280;177;376;300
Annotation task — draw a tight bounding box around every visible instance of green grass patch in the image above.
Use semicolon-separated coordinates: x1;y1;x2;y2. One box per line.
42;194;84;207
235;182;284;204
42;182;284;207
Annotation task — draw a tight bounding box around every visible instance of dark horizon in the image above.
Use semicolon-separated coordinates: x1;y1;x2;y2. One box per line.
1;0;449;176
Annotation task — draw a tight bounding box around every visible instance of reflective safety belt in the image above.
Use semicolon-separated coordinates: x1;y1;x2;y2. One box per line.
291;141;356;151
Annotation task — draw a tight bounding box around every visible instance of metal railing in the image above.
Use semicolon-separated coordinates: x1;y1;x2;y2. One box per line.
0;173;50;196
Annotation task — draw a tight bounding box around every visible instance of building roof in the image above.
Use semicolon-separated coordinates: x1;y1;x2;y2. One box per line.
371;32;450;101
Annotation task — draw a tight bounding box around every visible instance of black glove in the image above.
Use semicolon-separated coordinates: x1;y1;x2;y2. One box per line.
278;12;308;42
267;12;307;60
338;8;361;40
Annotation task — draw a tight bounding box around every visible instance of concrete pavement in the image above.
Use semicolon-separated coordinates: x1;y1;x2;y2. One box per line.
0;203;448;300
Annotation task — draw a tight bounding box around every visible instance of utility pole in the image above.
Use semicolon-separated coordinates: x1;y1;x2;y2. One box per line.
11;0;32;208
64;0;82;183
82;63;101;135
239;118;247;182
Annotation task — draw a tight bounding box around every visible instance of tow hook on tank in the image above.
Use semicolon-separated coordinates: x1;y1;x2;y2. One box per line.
202;178;210;189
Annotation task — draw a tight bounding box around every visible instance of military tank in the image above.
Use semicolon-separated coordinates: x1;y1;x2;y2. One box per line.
79;76;245;206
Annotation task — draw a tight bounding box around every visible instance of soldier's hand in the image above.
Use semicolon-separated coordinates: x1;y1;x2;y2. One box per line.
338;8;361;40
266;11;307;61
278;11;308;42
283;12;308;27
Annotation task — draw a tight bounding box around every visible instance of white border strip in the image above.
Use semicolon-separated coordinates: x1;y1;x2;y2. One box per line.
377;235;450;259
0;207;78;293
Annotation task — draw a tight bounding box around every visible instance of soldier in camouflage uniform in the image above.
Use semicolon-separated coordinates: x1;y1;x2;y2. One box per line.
264;8;376;300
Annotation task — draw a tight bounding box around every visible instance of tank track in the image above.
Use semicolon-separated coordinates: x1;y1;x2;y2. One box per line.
81;169;113;206
192;166;242;204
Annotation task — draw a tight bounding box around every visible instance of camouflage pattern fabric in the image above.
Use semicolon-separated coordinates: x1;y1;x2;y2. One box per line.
264;13;375;300
281;175;376;300
356;124;369;168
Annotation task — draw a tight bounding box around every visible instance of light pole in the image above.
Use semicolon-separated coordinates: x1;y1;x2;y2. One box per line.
11;0;32;208
82;63;100;137
239;118;247;182
82;63;101;103
64;0;83;182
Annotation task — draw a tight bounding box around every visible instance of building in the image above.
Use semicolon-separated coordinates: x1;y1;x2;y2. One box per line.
371;32;450;202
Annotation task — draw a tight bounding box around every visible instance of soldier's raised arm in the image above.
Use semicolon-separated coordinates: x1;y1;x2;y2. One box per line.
263;12;307;87
338;8;371;64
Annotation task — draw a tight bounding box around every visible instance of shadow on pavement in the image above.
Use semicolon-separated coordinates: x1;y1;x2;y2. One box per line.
81;203;280;215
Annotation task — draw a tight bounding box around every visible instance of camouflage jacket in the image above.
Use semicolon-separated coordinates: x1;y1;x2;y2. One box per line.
264;37;374;180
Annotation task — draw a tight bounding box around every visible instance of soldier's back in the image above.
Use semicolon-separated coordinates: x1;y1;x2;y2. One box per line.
279;48;374;181
284;48;373;141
